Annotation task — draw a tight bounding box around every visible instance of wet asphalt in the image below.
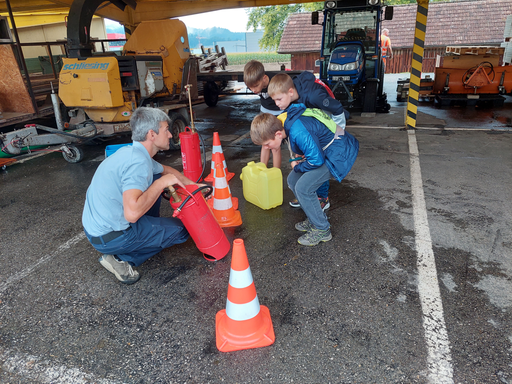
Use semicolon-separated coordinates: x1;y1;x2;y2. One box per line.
0;75;511;383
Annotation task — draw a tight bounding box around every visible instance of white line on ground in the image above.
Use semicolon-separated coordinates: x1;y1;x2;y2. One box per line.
0;232;86;294
230;131;251;145
0;347;122;384
408;130;454;383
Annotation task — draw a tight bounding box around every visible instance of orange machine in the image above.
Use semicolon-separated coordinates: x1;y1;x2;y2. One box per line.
433;46;512;106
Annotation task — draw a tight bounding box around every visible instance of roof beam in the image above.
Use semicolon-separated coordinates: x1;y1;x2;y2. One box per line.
2;0;319;25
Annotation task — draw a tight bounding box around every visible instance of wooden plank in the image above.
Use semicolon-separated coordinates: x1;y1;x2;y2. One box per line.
0;45;35;114
0;158;17;167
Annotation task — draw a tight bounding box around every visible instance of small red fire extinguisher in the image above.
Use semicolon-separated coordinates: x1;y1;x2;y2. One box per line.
180;84;203;182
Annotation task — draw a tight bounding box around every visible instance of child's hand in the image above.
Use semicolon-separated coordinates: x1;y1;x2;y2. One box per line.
290;155;304;169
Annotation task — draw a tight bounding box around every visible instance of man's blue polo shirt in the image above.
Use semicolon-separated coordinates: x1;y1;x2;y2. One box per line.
82;141;164;237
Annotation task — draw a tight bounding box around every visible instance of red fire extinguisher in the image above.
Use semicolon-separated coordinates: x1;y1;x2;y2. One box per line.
180;126;203;182
180;84;204;182
167;184;230;261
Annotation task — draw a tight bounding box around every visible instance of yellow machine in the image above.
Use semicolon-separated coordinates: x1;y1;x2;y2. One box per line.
58;19;197;148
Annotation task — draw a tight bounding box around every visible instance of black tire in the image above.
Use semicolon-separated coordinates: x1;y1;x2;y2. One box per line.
204;81;219;107
168;112;188;150
62;145;84;163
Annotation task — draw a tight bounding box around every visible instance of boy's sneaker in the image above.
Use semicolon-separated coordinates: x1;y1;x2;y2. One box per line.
99;254;140;284
289;197;331;211
295;219;314;232
298;228;332;246
319;197;330;211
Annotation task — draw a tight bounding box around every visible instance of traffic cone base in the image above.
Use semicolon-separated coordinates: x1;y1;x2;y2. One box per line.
214;205;242;227
216;305;275;352
210;161;242;228
205;168;234;183
215;239;275;352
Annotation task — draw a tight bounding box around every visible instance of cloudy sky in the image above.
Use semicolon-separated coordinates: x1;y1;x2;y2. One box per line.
105;8;252;34
179;8;251;32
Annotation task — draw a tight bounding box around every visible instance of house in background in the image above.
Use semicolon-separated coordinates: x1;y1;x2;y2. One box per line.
278;12;323;71
278;0;512;73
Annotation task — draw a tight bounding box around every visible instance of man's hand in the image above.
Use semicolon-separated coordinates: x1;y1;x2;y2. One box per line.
195;183;213;200
160;173;186;191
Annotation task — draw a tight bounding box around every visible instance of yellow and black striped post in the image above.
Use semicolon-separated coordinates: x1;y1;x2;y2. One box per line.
406;0;430;130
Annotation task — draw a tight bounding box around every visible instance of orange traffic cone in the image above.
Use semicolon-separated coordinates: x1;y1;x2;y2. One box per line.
216;239;275;352
208;152;238;210
205;132;234;182
210;161;242;227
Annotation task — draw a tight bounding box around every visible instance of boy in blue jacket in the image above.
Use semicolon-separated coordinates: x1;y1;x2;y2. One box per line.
250;105;359;246
272;72;348;210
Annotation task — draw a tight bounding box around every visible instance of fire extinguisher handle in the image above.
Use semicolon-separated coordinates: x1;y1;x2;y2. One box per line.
168;186;182;203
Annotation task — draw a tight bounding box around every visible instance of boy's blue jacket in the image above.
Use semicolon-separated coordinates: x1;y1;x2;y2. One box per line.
293;71;349;122
283;104;359;182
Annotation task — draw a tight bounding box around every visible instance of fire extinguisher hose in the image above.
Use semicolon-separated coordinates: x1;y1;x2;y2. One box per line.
167;185;213;216
196;131;207;184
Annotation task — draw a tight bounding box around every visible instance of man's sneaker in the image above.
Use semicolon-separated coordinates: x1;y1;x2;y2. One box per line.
99;254;140;284
319;197;330;211
295;219;314;232
290;197;330;211
298;228;332;246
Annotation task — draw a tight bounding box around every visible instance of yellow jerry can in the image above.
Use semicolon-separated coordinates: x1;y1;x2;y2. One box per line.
240;161;283;210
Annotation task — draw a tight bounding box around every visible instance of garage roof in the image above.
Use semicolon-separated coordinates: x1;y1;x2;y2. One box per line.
0;0;317;26
279;0;512;53
382;0;512;48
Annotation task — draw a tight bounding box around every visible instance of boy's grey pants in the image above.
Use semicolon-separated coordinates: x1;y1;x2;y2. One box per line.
287;164;332;231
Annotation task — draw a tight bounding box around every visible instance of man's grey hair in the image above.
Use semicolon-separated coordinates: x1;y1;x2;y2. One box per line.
130;107;171;142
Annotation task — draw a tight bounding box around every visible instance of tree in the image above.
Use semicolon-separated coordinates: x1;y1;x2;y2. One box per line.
247;3;323;51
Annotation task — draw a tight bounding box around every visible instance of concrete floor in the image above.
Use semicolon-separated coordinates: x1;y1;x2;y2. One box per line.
0;82;511;383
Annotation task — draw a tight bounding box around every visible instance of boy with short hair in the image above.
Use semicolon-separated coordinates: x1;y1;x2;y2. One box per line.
250;105;358;246
244;60;283;168
269;72;346;135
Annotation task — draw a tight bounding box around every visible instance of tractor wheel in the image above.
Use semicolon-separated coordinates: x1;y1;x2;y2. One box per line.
168;112;188;150
204;81;219;107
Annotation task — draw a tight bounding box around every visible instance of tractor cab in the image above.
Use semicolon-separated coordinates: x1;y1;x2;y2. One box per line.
313;0;392;112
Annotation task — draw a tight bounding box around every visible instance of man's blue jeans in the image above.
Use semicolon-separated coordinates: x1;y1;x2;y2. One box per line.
287;164;332;231
84;194;189;267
